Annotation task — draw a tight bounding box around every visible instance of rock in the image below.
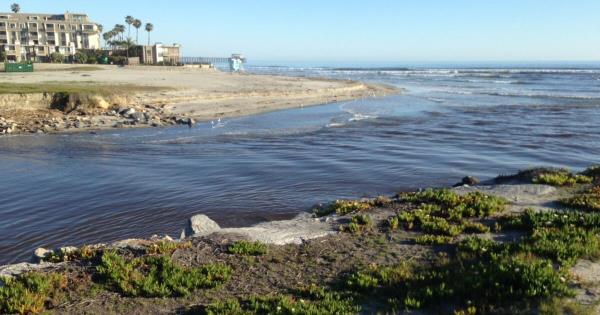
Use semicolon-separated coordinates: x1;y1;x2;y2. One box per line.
454;176;480;187
130;112;146;122
183;214;221;238
120;108;136;117
33;248;52;263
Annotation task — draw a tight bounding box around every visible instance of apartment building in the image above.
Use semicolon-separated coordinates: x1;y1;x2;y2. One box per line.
0;12;101;62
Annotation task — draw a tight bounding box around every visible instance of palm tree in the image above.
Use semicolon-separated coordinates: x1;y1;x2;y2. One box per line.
10;3;20;13
102;32;111;49
145;23;153;46
114;24;125;41
125;16;134;39
133;19;142;44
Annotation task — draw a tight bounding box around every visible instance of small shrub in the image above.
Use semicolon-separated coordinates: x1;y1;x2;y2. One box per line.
205;286;360;314
420;216;463;236
533;170;592;186
560;186;600;212
582;165;600;179
521;227;600;266
313;199;372;217
372;195;392;207
96;251;231;297
400;189;507;218
345;252;570;312
49;52;65;63
332;200;372;216
227;240;268;256
387;216;400;231
0;273;66;315
461;221;490;234
344;214;373;234
147;240;191;255
414;234;453;245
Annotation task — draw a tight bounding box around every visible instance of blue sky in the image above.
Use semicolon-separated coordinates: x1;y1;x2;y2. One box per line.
5;0;600;63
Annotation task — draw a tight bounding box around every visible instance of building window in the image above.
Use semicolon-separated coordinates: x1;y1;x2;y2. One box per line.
46;24;54;30
29;23;37;28
59;24;66;30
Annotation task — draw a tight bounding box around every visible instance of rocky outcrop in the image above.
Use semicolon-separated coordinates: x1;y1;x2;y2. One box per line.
182;212;335;245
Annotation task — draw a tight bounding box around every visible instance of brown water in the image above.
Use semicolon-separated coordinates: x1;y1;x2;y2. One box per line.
1;65;599;264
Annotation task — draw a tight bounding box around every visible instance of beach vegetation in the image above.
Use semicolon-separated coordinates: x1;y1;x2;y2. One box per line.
204;286;359;315
146;240;192;255
345;242;570;313
500;209;600;267
227;240;268;256
496;167;593;186
0;273;67;315
391;190;501;239
582;165;600;179
560;186;600;212
533;171;592;186
314;199;372;217
96;251;231;298
44;245;100;263
399;189;507;218
343;214;373;234
414;234;453;245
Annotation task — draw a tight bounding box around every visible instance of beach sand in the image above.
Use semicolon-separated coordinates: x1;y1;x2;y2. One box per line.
0;64;397;134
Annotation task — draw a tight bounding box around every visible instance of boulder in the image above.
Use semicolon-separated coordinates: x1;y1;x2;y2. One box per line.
130;112;146;122
183;214;221;239
32;247;52;263
454;176;481;187
120;108;136;117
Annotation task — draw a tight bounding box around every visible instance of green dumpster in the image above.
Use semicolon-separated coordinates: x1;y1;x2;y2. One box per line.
4;63;34;73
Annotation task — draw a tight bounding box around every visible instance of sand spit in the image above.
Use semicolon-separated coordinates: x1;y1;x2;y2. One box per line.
0;64;397;135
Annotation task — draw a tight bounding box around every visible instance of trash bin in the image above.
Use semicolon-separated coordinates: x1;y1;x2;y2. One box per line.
5;63;34;72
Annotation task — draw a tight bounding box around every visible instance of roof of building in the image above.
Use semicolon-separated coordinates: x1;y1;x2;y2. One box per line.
0;12;93;22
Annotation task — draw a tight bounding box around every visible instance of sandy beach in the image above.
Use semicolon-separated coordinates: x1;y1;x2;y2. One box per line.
0;64;397;134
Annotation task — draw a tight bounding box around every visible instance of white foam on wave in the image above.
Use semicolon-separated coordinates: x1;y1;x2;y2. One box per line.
349;113;378;122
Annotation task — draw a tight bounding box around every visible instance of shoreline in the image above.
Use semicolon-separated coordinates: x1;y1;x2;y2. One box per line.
1;166;599;314
0;64;398;135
